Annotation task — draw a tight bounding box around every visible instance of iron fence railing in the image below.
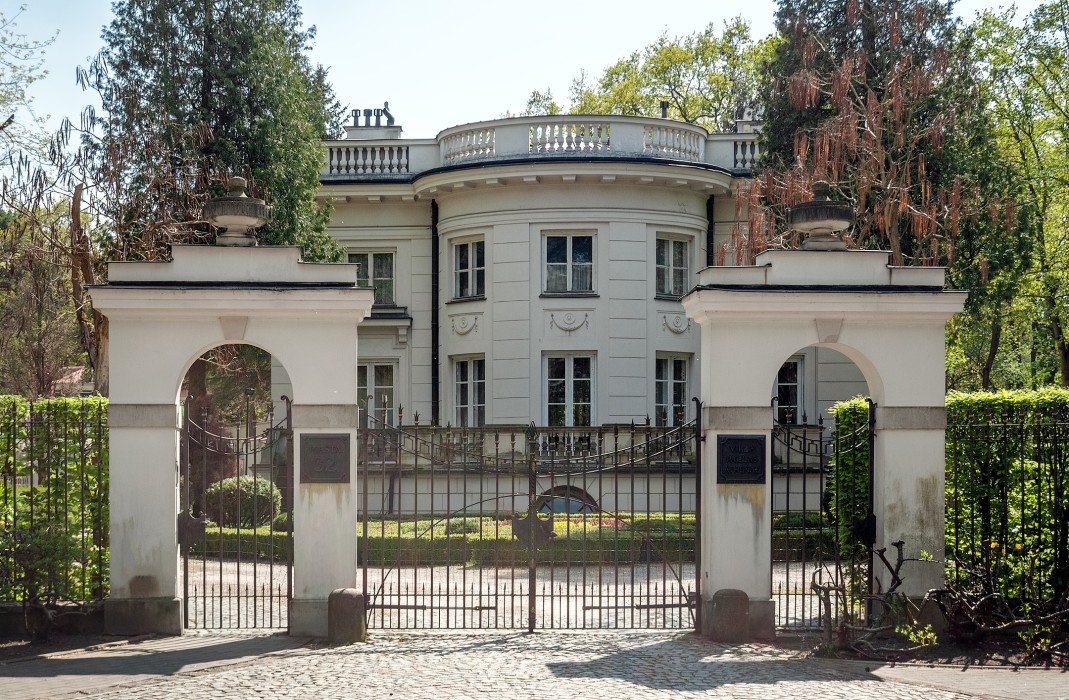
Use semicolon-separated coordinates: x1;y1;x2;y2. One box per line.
0;397;109;608
358;413;701;631
0;391;1064;641
771;405;875;632
946;415;1069;615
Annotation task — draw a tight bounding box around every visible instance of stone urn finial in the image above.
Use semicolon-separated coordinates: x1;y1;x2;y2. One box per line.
788;181;854;251
203;176;273;247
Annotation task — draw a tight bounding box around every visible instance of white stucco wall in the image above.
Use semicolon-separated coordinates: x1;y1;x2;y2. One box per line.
90;246;373;636
682;249;965;611
325;160;739;429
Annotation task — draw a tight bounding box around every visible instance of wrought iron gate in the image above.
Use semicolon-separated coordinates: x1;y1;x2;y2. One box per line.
358;404;701;631
771;399;875;632
179;396;293;629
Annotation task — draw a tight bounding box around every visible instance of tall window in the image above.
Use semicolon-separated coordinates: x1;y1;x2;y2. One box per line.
655;357;688;426
349;252;395;305
776;358;802;424
358;363;396;427
454;240;485;299
454;357;486;427
545;234;593;293
656;238;690;297
546;355;593;426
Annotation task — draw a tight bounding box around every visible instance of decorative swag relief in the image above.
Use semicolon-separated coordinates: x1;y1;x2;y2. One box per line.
548;310;591;335
662;313;691;335
450;314;480;335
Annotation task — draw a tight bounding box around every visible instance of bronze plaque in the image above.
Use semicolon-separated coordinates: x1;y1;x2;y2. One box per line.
299;433;350;483
716;435;766;484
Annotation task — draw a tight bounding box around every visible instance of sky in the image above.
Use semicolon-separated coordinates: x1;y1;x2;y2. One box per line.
12;0;1037;141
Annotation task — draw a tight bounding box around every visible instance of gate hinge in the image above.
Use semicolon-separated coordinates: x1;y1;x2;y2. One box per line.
177;510;208;551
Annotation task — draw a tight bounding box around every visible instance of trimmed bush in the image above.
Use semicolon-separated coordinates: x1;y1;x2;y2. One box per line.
0;396;109;605
271;511;290;531
203;476;281;527
945;388;1069;604
827;396;872;558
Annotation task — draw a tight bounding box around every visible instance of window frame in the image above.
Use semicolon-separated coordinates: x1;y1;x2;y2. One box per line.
655;355;690;426
655;236;691;298
452;239;486;301
454;356;486;427
348;251;396;306
544;353;595;427
542;232;595;295
358;361;397;427
775;356;804;425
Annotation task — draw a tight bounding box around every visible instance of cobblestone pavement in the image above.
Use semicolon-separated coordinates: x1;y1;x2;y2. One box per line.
3;630;1068;700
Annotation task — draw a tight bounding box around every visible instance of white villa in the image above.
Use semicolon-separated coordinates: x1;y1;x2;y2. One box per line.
275;106;867;433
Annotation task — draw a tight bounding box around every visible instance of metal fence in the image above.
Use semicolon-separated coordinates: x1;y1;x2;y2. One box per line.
0;397;109;607
946;411;1069;619
359;416;700;631
180;397;292;630
1;391;1065;642
771;402;875;632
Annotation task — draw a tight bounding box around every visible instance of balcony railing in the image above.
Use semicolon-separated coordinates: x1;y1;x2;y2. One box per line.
322;115;759;181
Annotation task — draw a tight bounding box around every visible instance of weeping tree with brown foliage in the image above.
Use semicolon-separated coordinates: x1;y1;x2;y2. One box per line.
753;0;1023;271
6;113;226;396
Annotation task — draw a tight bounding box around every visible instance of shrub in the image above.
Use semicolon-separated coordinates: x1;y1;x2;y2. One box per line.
444;517;482;535
271;511;290;531
203;476;281;527
0;396;109;607
827;396;872;558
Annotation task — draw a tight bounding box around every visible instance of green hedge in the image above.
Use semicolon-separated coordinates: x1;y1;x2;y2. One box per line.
190;527;290;562
945;388;1069;603
192;513;707;566
827;396;872;559
0;396;110;605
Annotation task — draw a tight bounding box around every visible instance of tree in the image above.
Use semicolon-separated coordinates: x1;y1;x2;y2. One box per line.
0;0;345;395
757;0;1007;263
969;4;1069;387
0;5;54;162
0;206;84;397
0;10;82;397
78;0;343;261
754;1;1035;392
526;18;776;132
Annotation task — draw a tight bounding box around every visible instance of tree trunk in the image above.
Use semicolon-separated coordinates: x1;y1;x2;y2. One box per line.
980;310;1002;391
186;357;209;401
1052;310;1069;387
69;184;110;396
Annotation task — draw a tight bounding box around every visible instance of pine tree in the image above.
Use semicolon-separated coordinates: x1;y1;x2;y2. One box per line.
79;0;343;261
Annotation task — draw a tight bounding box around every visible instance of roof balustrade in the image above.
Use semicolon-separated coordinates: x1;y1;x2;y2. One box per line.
322;115;759;181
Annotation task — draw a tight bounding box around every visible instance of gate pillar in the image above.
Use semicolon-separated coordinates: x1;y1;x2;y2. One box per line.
90;245;372;636
683;250;965;638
